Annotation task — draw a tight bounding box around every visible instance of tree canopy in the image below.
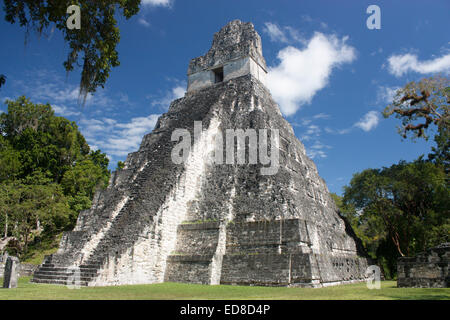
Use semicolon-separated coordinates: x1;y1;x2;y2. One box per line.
341;159;449;277
0;96;110;257
383;75;449;140
3;0;141;101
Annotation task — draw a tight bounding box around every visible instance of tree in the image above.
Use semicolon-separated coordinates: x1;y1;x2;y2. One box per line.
383;75;449;140
3;1;141;101
428;125;449;171
0;135;21;181
0;96;91;183
383;75;449;172
343;160;449;260
0;96;110;256
0;183;20;239
1;180;71;253
61;158;109;214
117;160;125;170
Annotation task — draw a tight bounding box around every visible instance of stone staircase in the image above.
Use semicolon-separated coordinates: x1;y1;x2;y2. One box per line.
31;255;102;286
31;193;138;286
31;148;180;286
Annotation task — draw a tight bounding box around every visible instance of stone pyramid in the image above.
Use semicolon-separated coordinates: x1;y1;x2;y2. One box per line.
32;20;370;287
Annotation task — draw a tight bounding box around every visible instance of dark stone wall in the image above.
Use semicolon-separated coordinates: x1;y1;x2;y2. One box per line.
225;219;310;255
397;243;449;288
221;253;312;286
165;255;212;284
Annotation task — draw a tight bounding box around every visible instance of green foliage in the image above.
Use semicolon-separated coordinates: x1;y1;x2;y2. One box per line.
0;135;21;181
428;125;449;171
0;179;71;255
341;76;450;278
3;1;141;101
0;96;91;182
383;75;449;140
342;160;449;277
117;160;125;170
0;96;110;258
331;193;374;254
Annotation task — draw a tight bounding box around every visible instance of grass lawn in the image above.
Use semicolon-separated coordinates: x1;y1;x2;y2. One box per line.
0;277;449;300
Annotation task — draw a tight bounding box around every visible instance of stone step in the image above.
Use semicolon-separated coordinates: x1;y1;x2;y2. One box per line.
80;263;102;268
36;266;98;274
36;266;74;272
178;221;220;230
34;270;98;277
31;278;89;286
41;263;58;268
32;273;94;282
167;254;214;263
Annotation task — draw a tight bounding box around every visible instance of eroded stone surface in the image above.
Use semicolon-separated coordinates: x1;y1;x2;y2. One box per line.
32;20;370;287
3;256;19;289
397;243;449;288
187;20;267;92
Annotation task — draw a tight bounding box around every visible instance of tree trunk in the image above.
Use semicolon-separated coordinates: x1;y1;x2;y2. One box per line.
391;232;405;257
24;228;29;254
4;213;7;238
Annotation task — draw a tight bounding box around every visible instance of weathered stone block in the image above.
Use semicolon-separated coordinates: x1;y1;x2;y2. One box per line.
3;256;20;289
397;243;449;288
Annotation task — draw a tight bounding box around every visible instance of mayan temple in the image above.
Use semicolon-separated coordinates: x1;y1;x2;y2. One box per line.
32;20;370;287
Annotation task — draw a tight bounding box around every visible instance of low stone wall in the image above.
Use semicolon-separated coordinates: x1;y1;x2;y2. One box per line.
397;243;449;288
221;253;313;286
19;263;39;277
1;259;38;278
165;255;213;284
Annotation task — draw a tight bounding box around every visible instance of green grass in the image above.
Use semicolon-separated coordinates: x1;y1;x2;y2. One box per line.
0;277;448;300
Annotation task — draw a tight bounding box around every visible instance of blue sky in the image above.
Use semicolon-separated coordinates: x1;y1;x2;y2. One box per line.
0;0;449;195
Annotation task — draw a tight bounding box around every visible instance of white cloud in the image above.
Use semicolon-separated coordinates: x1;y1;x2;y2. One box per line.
267;32;356;116
80;114;160;158
151;84;186;109
52;104;81;117
354;111;380;132
172;86;186;99
5;68;169;164
324;127;352;135
141;0;172;7
377;86;400;104
13;69;115;108
323;110;380;135
138;18;151;27
306;141;331;159
370;47;383;56
263;22;288;43
387;53;450;77
263;23;303;44
307;149;327;159
313;113;330;120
